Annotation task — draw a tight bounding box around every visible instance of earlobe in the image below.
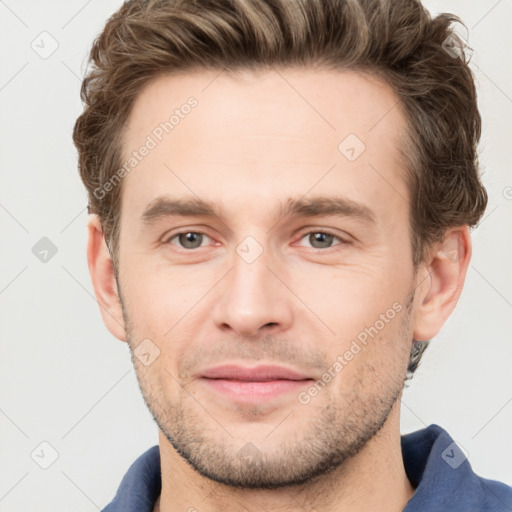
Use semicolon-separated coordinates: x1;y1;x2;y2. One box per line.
413;226;471;341
87;214;127;341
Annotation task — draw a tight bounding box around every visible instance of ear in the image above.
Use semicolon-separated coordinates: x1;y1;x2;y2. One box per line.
87;214;127;341
413;226;471;341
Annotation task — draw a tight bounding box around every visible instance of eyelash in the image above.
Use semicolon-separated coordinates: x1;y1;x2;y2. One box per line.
164;229;348;250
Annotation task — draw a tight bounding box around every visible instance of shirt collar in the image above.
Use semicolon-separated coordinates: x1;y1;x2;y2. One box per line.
102;425;511;511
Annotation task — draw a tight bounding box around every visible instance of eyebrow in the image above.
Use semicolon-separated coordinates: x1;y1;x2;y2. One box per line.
141;195;376;226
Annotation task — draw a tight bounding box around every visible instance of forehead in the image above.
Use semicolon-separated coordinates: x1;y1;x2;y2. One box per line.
120;67;409;224
124;66;405;148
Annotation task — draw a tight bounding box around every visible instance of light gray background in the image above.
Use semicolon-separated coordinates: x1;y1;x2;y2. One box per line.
0;1;511;511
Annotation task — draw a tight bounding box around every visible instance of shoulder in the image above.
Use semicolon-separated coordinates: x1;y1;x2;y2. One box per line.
402;424;512;512
102;445;161;512
477;476;512;512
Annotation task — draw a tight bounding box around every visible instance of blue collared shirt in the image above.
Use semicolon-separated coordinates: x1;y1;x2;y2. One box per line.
102;424;512;511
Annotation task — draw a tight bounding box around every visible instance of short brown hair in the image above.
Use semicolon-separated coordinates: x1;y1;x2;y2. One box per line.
73;0;488;376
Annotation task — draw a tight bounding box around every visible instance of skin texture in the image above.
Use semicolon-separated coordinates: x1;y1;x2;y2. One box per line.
87;68;471;511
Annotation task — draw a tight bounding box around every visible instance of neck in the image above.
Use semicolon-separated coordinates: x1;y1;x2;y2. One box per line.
155;401;414;512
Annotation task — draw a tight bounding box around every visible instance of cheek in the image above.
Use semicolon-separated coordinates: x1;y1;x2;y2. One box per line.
299;263;413;377
121;261;209;331
331;308;411;398
120;265;208;379
292;263;408;334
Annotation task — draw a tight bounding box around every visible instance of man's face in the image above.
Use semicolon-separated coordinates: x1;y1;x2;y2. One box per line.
116;68;417;488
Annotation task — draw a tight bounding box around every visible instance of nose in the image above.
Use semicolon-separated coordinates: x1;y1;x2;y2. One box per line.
212;241;294;338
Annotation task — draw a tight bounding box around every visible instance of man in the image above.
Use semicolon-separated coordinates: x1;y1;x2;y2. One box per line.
73;0;511;510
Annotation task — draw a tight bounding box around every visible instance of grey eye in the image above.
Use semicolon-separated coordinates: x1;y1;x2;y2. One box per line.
305;232;337;249
170;232;209;249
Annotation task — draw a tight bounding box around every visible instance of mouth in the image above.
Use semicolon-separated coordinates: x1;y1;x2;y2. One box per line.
199;364;315;402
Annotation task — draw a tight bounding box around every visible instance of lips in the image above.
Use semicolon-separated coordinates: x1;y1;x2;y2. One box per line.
200;364;311;381
199;364;313;403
